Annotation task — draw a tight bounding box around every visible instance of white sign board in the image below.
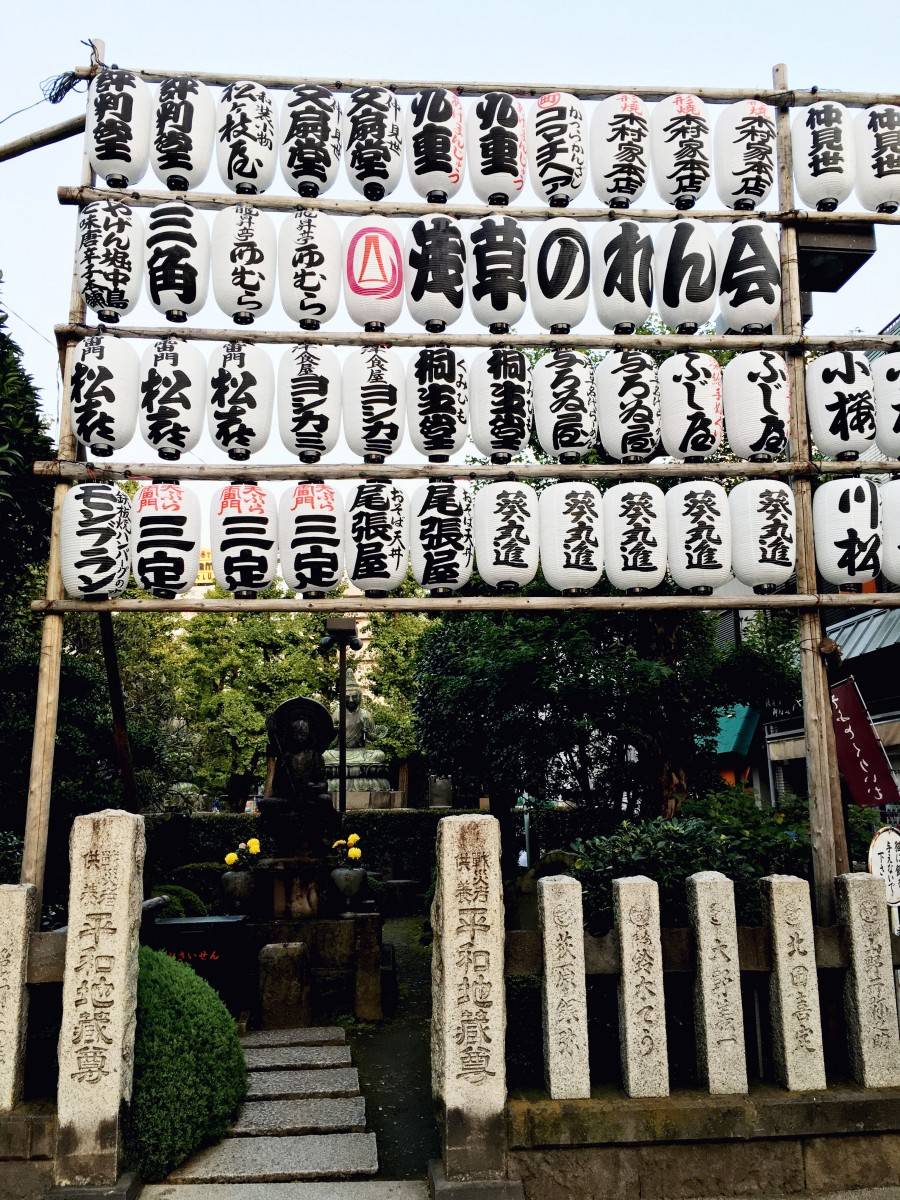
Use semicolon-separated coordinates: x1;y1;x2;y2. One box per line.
868;825;900;907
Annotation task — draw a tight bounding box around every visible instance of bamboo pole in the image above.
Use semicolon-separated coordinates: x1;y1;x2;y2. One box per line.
0;116;85;164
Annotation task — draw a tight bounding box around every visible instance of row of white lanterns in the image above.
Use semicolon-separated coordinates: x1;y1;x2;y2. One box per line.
86;71;900;214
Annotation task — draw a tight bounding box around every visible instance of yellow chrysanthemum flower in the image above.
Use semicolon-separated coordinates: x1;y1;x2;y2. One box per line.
247;838;261;855
348;846;362;861
332;839;347;849
224;852;239;866
347;833;360;846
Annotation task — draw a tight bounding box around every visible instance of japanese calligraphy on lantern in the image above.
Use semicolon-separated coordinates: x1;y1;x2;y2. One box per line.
831;679;900;809
868;826;900;906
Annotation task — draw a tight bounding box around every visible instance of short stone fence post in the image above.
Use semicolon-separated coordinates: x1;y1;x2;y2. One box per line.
614;875;669;1097
0;884;39;1111
538;875;590;1099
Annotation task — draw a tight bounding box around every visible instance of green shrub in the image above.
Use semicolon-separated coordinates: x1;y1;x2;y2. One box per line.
125;946;246;1181
0;830;23;884
144;813;259;878
170;862;228;908
151;883;208;918
338;809;474;884
151;889;185;918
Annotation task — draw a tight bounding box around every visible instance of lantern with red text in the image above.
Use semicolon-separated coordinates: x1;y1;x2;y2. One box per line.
277;344;341;463
807;351;876;460
595;350;659;462
650;94;711;209
729;480;796;593
131;482;201;597
469;348;533;464
139;338;206;461
145;201;209;322
279;482;344;595
343;215;404;331
278;209;341;328
411;481;474;594
207;341;274;460
539;482;603;593
77;200;144;323
211;484;277;598
345;482;410;595
855;106;900;213
216;81;277;194
792;102;856;210
279;85;342;196
406;88;465;202
533;348;596;463
666;481;732;594
151;77;215;191
527;92;586;207
723;351;790;461
658;351;722;461
590;94;649;207
467;91;526;206
529;218;590;333
405;215;466;331
69;335;138;458
592;220;653;333
716;220;781;332
61;484;132;600
473;482;539;591
653;218;717;332
879;479;900;584
211;204;275;324
813;477;881;586
407;347;468;461
714;100;776;210
343;86;403;200
873;353;900;458
603;482;666;592
343;346;405;462
468;214;527;331
86;68;151;187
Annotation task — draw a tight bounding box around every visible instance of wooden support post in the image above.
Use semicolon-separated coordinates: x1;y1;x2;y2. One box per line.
0;114;85;164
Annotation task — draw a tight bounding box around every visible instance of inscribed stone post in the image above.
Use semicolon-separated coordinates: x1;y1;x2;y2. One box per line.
55;810;145;1187
0;884;38;1111
836;872;900;1087
538;875;590;1099
687;872;748;1095
761;874;826;1091
613;875;669;1097
431;814;506;1180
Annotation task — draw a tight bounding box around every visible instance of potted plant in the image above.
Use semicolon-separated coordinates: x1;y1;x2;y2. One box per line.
221;837;261;913
330;834;365;910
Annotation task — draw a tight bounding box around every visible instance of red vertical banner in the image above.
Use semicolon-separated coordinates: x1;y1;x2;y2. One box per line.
830;677;900;808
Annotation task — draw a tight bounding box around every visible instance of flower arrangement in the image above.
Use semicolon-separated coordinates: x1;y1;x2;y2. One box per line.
331;832;363;864
223;838;261;870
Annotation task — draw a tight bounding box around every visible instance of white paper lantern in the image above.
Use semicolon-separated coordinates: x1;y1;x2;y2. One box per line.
528;218;590;332
131;482;201;597
61;483;132;599
855;106;900;213
658;351;723;461
406;88;465;202
807;351;875;460
76;200;144;323
411;481;474;593
86;68;151;187
603;483;666;592
714;100;776;210
69;335;138;458
467;91;526;205
591;220;654;334
879;479;900;584
473;481;539;591
873;352;900;458
343;214;404;330
650;94;711;209
468;215;527;331
527;92;586;207
723;351;790;461
729;480;795;593
277;344;341;463
279;85;342;196
469;348;533;463
792;102;855;211
343;86;403;200
279;482;344;594
653;218;717;332
144;201;209;322
343;346;405;462
207;341;274;459
539;482;603;592
211;205;276;325
716;220;781;332
666;481;732;593
151;77;214;191
595;350;659;462
345;481;410;594
278;209;341;327
216;80;277;194
405;215;466;331
533;349;596;462
813;478;881;585
139;338;206;461
211;483;277;597
407;347;468;461
590;94;650;207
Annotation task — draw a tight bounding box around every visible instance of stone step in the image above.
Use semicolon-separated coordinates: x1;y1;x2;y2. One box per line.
246;1067;360;1100
142;1182;427;1200
241;1026;346;1049
167;1132;378;1183
244;1044;352;1072
230;1097;366;1136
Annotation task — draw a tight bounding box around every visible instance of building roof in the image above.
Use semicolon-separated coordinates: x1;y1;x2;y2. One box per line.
715;705;759;757
827;609;900;661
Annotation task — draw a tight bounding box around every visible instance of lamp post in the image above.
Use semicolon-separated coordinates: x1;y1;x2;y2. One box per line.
319;616;363;814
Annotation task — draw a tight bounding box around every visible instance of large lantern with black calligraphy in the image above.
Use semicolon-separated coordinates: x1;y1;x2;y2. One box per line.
131;482;201;597
279;482;344;595
278;209;341;328
279;85;342;196
410;481;474;594
343;86;403;200
714;100;776;210
151;77;214;191
207;341;274;460
529;218;590;333
216;80;277;194
723;350;790;461
649;94;711;210
468;215;527;331
603;482;667;592
716;220;781;332
653;218;717;332
86;68;151;188
61;483;132;599
277;344;341;463
873;352;900;458
533;348;596;462
343;346;405;462
792;102;855;211
658;351;722;461
469;347;533;464
813;477;881;586
343;214;404;331
594;350;659;462
406;88;465;202
729;479;796;593
76;200;144;323
69;335;138;458
345;481;410;595
467;91;526;206
211;204;275;324
806;351;876;460
473;481;539;592
590;94;650;207
139;338;206;461
210;483;277;598
144;201;209;322
527;92;586;207
879;479;900;584
405;215;466;331
855;106;900;213
666;481;732;594
539;482;603;593
407;347;468;461
592;220;654;334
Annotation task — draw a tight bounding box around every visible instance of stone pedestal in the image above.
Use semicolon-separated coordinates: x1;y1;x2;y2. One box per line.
613;875;668;1098
0;884;38;1111
55;811;145;1188
259;943;311;1029
537;876;589;1100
